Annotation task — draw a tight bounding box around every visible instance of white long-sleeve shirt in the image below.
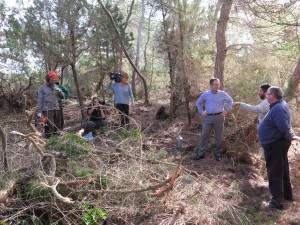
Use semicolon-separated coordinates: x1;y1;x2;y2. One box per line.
240;99;269;124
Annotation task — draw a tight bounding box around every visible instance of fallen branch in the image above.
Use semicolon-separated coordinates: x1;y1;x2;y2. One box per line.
10;131;56;177
154;158;182;197
40;178;74;204
44;150;69;158
0;180;17;206
26;107;38;133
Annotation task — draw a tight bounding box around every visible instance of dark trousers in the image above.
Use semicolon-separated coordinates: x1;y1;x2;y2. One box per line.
85;119;108;136
263;138;292;204
43;110;62;138
59;101;64;129
116;104;129;127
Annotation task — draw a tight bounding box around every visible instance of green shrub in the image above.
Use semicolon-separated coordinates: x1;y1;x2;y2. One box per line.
45;133;93;159
73;167;94;177
80;201;108;225
23;180;52;201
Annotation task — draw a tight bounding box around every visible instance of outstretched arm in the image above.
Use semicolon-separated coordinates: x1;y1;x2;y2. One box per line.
240;99;269;114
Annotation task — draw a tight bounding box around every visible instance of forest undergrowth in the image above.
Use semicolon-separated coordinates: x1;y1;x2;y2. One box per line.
0;100;300;225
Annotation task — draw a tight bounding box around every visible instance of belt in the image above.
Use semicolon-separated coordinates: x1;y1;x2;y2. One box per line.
207;112;222;115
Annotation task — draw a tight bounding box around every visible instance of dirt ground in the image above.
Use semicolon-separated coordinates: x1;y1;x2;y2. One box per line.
115;100;300;225
1;98;300;224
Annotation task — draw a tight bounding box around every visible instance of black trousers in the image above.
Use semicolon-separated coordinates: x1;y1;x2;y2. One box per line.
59;101;64;130
43;110;62;138
116;104;129;127
263;138;292;204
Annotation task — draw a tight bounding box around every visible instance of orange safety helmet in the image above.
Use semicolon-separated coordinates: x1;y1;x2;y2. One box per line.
47;71;60;82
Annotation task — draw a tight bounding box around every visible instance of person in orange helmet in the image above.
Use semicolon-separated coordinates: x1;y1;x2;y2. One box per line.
37;71;67;138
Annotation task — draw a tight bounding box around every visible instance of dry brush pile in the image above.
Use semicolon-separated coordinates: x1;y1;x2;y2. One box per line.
0;107;254;225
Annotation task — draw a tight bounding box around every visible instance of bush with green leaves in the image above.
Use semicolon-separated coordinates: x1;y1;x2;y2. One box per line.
80;201;108;225
45;133;94;159
118;128;143;140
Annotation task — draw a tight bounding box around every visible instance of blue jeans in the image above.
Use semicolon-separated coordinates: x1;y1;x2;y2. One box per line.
197;114;224;157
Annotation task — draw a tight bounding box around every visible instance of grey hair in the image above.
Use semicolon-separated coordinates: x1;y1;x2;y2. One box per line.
268;86;283;99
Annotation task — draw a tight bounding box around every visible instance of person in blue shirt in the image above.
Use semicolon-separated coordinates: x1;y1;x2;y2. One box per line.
258;86;295;210
193;78;233;161
107;73;134;128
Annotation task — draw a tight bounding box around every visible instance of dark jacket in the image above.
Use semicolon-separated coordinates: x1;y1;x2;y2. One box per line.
258;99;294;146
87;101;106;122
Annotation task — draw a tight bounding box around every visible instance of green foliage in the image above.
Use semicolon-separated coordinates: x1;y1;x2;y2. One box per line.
96;175;110;189
73;167;94;177
132;128;143;139
119;127;129;140
118;128;143;140
227;67;272;102
80;201;108;225
276;41;300;57
23;180;52;201
45;133;93;159
134;95;142;101
99;125;108;134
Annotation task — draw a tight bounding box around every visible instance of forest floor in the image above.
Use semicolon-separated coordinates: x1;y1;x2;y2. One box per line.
1;95;300;224
127;101;300;225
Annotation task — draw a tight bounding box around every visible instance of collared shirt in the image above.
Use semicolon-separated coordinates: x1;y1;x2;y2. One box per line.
240;98;269;124
258;99;294;146
196;90;233;115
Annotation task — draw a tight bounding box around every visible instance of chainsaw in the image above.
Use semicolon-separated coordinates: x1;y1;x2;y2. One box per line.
35;116;48;127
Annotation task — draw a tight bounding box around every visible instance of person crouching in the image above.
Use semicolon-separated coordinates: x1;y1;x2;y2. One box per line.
84;97;108;136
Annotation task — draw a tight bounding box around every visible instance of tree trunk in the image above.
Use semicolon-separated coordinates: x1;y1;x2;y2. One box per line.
70;63;85;120
121;0;135;78
0;126;8;172
285;56;300;102
143;5;154;73
99;0;149;104
161;5;176;118
177;0;191;127
132;0;145;97
214;0;233;90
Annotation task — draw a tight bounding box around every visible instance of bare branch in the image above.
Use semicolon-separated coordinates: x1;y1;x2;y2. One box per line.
41;178;74;204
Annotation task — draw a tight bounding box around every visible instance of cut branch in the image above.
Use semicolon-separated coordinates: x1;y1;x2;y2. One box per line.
40;178;74;204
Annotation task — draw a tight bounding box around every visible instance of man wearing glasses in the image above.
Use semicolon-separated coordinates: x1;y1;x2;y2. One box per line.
193;78;233;162
259;86;295;210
